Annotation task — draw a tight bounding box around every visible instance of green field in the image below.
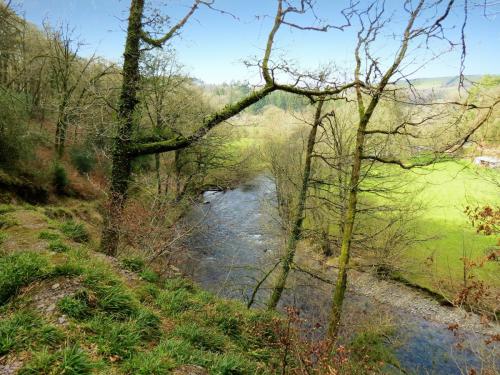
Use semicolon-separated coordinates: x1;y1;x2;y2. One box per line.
395;161;499;292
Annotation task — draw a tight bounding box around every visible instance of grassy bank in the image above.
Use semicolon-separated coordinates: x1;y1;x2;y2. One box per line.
0;203;397;374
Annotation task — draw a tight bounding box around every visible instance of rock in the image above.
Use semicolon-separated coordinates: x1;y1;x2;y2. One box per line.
51;283;60;290
46;304;56;312
58;315;67;325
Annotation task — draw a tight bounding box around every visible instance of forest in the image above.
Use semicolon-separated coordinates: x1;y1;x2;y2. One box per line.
0;0;499;374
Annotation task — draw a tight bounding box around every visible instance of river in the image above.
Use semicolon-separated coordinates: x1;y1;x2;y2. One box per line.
179;174;499;374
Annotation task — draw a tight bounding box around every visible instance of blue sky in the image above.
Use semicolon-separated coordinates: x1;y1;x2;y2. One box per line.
18;0;500;84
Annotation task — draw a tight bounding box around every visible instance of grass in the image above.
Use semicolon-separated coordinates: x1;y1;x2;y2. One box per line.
0;310;63;355
60;220;89;243
395;161;500;290
20;345;93;375
0;230;7;244
0;251;50;304
0;247;286;373
38;230;60;241
48;239;71;253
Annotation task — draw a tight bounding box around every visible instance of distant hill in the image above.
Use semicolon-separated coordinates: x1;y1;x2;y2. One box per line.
409;75;495;89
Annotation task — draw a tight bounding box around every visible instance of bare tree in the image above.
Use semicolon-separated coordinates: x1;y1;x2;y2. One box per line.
101;0;357;256
326;0;500;338
45;23;112;157
267;99;326;309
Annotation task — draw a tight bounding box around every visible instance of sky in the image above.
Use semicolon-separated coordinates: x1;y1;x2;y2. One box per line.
16;0;500;84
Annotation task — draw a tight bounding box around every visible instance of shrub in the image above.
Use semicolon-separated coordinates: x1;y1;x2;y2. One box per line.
156;289;199;316
60;220;89;243
0;231;7;244
51;262;84;277
0;252;49;304
0;204;15;214
52;163;69;195
210;353;255;375
70;146;96;175
43;207;73;220
18;348;54;374
349;324;398;369
163;277;196;293
0;214;18;229
134;309;161;339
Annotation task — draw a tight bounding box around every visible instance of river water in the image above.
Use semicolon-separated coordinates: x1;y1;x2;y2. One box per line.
180;175;498;374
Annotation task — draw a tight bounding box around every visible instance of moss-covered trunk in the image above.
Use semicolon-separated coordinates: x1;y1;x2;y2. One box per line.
54;97;69;158
267;100;324;310
327;118;367;338
100;0;144;256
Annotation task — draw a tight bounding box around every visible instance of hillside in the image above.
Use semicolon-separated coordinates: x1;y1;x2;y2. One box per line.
0;203;396;375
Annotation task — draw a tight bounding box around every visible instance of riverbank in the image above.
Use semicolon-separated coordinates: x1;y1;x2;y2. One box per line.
295;248;500;337
181;174;500;374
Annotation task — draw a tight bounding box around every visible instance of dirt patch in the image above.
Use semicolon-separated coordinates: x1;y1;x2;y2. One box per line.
173;365;209;375
0;353;25;375
21;276;83;324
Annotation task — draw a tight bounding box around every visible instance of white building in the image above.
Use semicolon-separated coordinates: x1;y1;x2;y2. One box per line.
473;156;500;168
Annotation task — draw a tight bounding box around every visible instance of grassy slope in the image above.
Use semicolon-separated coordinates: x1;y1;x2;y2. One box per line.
0;203;397;374
0;204;285;374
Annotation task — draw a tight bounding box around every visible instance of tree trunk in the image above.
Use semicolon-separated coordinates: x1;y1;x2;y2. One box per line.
155;153;161;195
55;97;69;158
100;0;144;256
327;115;368;338
267;100;324;310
